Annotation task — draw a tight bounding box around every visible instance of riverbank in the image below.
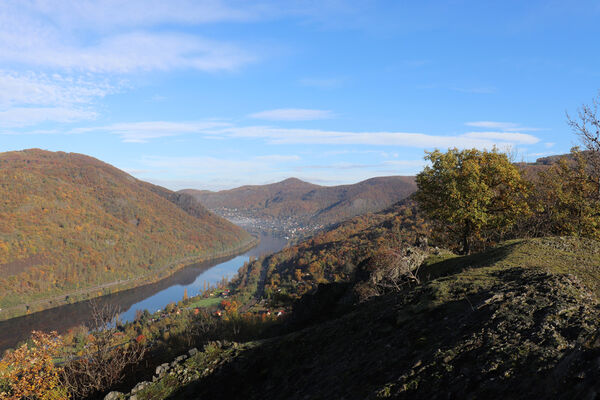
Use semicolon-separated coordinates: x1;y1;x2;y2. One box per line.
0;236;259;322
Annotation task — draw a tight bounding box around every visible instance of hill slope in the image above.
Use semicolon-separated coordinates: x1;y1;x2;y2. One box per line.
0;149;255;318
181;176;416;236
134;237;600;400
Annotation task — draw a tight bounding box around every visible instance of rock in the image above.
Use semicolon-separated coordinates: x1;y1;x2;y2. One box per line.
131;381;149;394
175;354;188;363
189;347;198;357
104;392;123;400
155;363;170;376
130;396;138;400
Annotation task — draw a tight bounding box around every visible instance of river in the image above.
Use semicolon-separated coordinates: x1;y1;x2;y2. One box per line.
0;234;287;354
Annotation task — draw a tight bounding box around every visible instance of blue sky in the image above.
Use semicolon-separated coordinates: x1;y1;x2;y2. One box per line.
1;1;600;190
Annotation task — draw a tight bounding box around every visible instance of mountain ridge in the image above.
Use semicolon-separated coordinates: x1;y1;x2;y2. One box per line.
180;175;417;236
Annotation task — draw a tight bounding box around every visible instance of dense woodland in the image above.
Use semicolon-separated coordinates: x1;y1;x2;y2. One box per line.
0;149;254;317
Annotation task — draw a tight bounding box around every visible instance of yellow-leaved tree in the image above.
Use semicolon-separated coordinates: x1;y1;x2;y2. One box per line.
0;331;68;400
415;148;530;254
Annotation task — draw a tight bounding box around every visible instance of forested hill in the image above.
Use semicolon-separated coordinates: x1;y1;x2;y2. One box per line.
0;149;255;319
180;176;417;235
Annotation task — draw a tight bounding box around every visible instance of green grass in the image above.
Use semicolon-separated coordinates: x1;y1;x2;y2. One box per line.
187;297;222;308
417;237;600;309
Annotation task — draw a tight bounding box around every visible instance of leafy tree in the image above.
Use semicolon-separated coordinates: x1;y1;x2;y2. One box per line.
535;149;600;238
415;148;530;254
0;331;68;400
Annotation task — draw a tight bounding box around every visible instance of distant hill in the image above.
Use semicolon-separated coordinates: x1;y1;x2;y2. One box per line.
181;176;417;236
0;149;255;319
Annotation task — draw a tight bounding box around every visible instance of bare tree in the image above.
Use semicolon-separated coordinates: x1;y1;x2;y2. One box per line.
355;246;427;302
61;301;147;399
567;92;600;193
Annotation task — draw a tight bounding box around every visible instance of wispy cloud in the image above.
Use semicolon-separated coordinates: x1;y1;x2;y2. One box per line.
0;2;258;74
0;107;97;128
210;126;540;148
0;71;114;128
67;119;542;148
249;108;335;121
11;0;261;29
0;71;114;107
465;121;540;132
463;131;540;145
71;121;230;143
0;31;254;73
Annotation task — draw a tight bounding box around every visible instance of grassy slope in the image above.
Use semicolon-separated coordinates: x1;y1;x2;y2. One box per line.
137;237;600;399
0;149;254;316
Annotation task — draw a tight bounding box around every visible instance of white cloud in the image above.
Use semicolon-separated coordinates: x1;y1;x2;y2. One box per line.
0;71;113;107
0;107;96;128
72;121;230;143
11;0;260;29
0;31;254;73
67;119;542;148
249;108;335;121
209;126;540;148
545;142;556;148
0;2;257;74
463;131;540;145
0;71;113;128
465;121;540;132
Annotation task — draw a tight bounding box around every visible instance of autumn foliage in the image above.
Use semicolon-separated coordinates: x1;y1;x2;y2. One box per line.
0;149;253;315
0;331;67;400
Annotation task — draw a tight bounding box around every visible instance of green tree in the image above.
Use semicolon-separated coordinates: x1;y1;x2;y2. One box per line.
415;148;530;254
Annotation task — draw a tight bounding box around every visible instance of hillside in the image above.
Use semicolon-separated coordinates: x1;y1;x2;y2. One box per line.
131;236;600;400
0;149;255;319
180;176;417;236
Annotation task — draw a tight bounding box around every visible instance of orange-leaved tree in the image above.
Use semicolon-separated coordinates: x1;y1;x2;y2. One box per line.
0;331;68;400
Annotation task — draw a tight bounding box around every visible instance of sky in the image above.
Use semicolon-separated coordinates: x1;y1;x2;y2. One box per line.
1;0;600;190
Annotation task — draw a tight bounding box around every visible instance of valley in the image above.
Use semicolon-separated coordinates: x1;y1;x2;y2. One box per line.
0;234;286;355
182;176;417;237
1;3;597;399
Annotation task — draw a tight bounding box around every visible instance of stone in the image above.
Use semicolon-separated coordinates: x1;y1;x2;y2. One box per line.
189;347;198;357
104;392;123;400
131;381;149;394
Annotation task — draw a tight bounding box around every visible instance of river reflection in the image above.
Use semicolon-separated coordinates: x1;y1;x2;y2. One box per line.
0;234;286;354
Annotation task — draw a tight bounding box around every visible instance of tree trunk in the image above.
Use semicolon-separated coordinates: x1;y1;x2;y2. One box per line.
462;221;471;255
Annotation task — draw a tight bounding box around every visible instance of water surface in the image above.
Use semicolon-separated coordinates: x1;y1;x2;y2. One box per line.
0;234;286;354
